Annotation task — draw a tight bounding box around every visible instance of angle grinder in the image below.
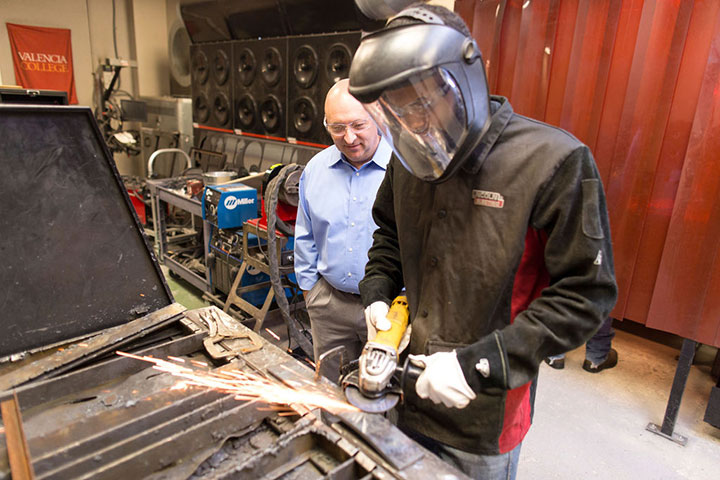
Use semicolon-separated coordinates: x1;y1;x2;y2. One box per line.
341;295;424;413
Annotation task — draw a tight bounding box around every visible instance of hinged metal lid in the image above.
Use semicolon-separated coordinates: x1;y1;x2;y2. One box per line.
0;105;173;358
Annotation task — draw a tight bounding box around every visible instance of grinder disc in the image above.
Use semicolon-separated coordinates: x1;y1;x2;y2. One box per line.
344;384;400;413
341;369;400;413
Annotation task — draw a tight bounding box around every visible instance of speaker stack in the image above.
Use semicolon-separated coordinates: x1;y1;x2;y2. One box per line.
190;30;361;145
286;31;361;146
232;37;288;140
190;42;234;130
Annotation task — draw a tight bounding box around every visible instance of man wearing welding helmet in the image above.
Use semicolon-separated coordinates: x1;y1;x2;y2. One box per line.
352;4;618;478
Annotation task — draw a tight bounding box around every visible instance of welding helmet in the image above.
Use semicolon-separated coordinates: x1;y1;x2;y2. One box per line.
349;6;491;183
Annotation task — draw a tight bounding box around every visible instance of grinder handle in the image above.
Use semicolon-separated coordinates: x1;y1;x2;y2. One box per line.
399;355;424;396
373;295;409;352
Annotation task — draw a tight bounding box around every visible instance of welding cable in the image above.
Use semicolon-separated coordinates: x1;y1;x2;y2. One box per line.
207;223;215;286
264;164;313;357
127;190;149;206
252;227;269;264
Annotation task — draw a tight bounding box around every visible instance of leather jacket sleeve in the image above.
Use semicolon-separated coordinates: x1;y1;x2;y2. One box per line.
457;146;618;391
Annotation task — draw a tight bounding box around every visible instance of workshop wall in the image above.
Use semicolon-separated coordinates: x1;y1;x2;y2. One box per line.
0;0;145;107
0;0;177;177
0;0;97;106
131;0;170;97
0;0;174;102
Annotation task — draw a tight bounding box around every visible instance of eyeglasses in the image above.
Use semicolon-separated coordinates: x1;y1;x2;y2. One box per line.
323;118;373;137
391;81;452;119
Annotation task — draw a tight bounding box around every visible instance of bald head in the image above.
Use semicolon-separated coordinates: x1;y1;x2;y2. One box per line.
324;79;358;118
323;78;381;168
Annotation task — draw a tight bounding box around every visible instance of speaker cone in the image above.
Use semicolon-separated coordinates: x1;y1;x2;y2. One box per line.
213;92;230;126
169;20;191;89
292;97;316;134
261;47;283;87
237;94;257;130
326;44;352;84
237;47;256;87
191;50;209;85
212;48;230;86
293;45;318;88
260;95;282;133
194;93;210;123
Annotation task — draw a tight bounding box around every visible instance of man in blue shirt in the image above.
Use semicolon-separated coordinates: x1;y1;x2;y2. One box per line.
294;78;392;382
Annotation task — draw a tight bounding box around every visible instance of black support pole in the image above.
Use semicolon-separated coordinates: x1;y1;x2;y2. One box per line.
646;338;697;446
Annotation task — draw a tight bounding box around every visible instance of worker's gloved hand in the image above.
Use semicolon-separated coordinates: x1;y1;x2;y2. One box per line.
397;324;412;355
364;301;391;341
409;351;476;409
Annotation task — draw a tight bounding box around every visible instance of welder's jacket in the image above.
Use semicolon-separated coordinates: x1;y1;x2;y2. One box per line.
359;96;618;455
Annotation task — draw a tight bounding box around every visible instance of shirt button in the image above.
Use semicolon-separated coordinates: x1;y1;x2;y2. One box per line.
348;247;353;252
347;272;352;277
430;257;438;266
352;196;357;201
421;310;428;317
438;209;447;218
356;172;360;176
350;222;355;227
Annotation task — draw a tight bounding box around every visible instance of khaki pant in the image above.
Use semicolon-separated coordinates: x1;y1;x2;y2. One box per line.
305;277;367;383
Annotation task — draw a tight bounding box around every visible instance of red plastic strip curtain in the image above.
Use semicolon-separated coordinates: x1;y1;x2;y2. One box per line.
646;13;720;346
456;0;720;346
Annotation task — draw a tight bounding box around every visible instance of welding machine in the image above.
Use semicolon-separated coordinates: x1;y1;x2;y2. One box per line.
202;182;258;229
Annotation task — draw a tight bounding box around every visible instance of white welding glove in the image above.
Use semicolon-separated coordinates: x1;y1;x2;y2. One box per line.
364;301;391;341
409;351;477;409
397;324;412;355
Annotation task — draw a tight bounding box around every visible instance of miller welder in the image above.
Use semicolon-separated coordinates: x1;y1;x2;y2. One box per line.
202;182;268;307
202;182;257;229
201;169;300;312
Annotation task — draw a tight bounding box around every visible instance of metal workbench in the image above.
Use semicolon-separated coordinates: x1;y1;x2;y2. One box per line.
147;178;211;293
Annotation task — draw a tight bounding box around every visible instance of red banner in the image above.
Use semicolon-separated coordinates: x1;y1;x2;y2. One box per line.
6;23;78;104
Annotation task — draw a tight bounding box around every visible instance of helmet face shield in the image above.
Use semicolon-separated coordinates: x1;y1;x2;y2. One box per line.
349;20;492;183
364;67;468;182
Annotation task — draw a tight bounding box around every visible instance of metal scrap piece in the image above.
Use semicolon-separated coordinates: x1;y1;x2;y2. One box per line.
197;308;264;360
1;392;35;480
336;411;425;471
0;303;187;392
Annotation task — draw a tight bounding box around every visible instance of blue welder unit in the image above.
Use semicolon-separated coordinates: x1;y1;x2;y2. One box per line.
202;183;258;229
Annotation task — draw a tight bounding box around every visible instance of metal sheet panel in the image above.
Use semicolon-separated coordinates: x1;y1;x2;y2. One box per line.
0;307;470;480
0;106;173;358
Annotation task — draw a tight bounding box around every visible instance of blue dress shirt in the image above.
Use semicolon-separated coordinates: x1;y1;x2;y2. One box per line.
294;139;392;294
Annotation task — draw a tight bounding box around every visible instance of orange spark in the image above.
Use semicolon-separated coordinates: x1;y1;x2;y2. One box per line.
265;328;281;341
116;351;358;413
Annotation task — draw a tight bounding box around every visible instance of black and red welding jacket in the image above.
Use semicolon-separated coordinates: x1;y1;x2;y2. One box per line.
359;96;618;455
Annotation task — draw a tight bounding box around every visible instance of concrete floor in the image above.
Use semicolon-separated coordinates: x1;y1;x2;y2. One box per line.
521;326;720;480
163;269;720;479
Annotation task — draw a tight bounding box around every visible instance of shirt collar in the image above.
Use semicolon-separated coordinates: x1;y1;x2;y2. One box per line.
331;138;392;171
